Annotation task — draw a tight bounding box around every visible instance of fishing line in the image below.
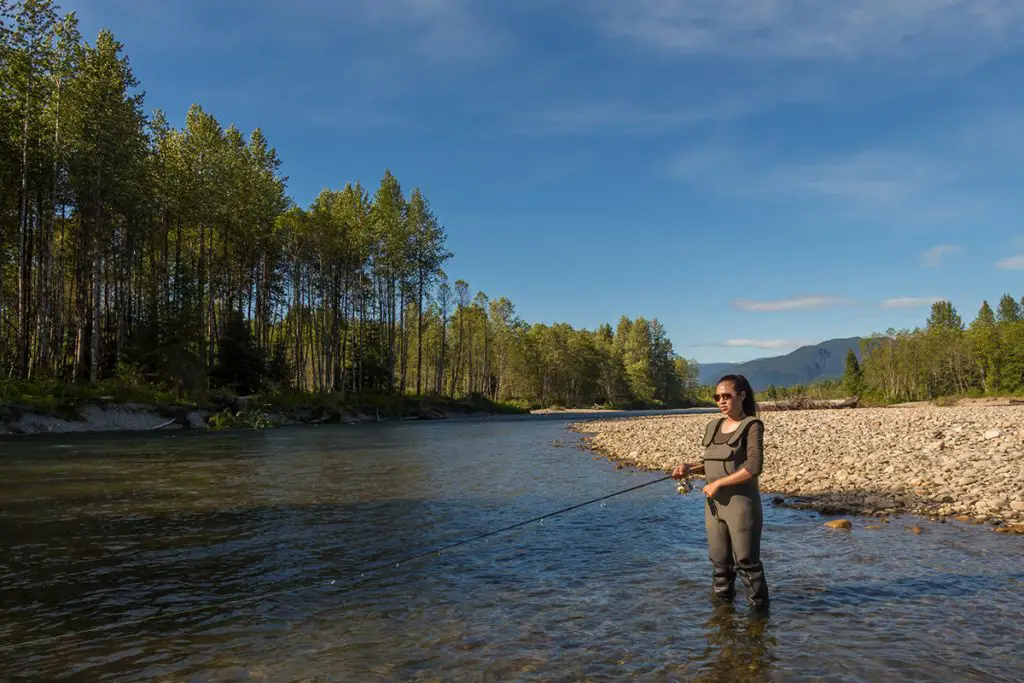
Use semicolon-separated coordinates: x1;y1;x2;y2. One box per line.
8;473;678;651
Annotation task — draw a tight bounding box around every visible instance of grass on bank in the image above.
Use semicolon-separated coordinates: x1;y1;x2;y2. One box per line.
0;375;530;425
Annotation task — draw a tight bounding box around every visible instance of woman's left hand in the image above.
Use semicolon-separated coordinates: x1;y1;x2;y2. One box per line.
702;481;721;498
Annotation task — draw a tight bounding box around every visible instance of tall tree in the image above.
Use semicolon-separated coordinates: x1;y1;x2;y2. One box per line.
996;293;1021;324
842;348;863;396
9;0;59;377
406;188;449;395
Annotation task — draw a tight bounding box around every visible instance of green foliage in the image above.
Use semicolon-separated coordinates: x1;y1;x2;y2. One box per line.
996;294;1022;324
858;293;1024;403
208;409;275;430
842;348;864;395
211;310;266;395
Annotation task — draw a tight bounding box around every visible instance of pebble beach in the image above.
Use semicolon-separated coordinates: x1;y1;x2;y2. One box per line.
570;401;1024;533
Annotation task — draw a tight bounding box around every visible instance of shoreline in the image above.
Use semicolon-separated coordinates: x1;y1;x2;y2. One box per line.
0;400;521;437
568;403;1024;534
0;401;720;438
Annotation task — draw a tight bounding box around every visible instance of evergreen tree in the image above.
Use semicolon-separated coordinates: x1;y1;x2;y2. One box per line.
842;348;863;395
996;293;1022;324
211;310;265;396
969;301;1000;393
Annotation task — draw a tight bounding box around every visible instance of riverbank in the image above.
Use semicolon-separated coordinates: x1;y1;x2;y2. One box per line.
569;402;1024;532
0;394;527;436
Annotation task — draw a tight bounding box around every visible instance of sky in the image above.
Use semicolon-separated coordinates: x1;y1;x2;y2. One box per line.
67;0;1024;364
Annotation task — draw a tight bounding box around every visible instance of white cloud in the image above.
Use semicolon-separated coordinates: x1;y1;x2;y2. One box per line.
881;296;947;309
724;338;812;350
768;151;958;208
921;244;962;267
732;296;852;312
587;0;1024;62
995;254;1024;269
664;134;1003;228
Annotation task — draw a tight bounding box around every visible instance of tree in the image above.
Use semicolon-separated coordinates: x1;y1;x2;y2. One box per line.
926;300;963;331
8;0;59;378
842;348;863;396
211;310;265;395
969;301;1000;393
406;189;450;395
996;294;1021;324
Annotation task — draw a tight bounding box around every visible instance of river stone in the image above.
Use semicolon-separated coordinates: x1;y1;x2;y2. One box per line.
1010;501;1024;512
824;519;852;529
983;429;1001;440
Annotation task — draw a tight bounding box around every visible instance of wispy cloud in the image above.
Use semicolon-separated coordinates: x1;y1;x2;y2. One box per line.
665;127;1008;228
587;0;1024;62
345;0;507;64
881;296;947;309
724;338;813;350
995;254;1024;269
921;244;962;267
732;296;853;312
769;152;958;209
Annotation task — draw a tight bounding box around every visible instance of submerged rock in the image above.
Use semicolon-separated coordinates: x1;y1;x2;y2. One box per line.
824;519;852;529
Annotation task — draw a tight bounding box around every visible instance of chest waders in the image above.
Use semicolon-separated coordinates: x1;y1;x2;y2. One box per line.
701;417;770;609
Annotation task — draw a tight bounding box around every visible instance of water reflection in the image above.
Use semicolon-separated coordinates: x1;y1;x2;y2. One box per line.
691;604;777;681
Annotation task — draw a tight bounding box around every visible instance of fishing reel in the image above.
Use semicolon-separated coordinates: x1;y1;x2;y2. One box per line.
676;478;697;495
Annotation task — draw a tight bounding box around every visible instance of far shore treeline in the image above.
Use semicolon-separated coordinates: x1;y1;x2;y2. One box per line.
0;0;701;412
759;298;1024;405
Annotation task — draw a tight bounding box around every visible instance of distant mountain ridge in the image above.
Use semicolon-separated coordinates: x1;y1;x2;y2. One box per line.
697;337;862;390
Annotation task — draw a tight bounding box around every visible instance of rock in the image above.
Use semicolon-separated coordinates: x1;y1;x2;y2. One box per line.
1010;501;1024;512
864;525;883;530
983;429;1001;440
908;525;925;534
824;519;852;529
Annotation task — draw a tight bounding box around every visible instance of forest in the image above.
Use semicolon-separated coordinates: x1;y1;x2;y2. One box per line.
0;0;701;412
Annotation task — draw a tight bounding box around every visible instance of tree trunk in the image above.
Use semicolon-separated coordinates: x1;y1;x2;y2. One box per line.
17;111;31;379
416;274;424;395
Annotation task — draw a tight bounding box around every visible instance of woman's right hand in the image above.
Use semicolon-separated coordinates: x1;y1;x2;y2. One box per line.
672;462;690;480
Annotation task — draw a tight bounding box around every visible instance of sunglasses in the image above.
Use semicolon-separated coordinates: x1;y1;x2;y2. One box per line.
713;393;736;402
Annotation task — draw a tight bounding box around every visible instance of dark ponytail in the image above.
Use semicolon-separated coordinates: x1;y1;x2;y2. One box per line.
717;374;758;417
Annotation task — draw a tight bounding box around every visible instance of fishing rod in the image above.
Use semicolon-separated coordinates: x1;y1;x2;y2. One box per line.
8;472;682;651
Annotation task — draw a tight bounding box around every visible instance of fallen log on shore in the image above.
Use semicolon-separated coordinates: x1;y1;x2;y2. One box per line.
759;396;861;411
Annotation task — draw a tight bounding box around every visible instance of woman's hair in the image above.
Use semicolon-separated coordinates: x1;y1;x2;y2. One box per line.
717;374;758;417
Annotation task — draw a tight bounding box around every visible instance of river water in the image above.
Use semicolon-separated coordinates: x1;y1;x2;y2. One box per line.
1;416;1022;681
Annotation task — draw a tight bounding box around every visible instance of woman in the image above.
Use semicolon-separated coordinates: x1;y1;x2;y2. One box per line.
673;374;770;610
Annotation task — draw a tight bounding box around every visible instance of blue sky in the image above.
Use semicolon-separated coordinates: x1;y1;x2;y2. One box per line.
69;0;1024;363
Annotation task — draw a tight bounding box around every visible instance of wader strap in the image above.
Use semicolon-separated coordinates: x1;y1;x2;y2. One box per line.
702;418;725;447
725;416;763;446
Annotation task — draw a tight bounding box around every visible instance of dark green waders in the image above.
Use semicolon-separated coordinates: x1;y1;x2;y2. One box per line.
701;417;770;609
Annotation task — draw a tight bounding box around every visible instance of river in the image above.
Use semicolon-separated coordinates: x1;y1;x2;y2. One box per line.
1;416;1022;681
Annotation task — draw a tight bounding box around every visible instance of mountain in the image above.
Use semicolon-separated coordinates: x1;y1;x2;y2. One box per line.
696;337;862;390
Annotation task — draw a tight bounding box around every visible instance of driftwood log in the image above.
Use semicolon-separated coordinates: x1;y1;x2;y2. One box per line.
759;396;861;411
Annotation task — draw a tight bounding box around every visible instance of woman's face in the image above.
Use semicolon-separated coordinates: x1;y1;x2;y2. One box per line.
714;381;744;414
